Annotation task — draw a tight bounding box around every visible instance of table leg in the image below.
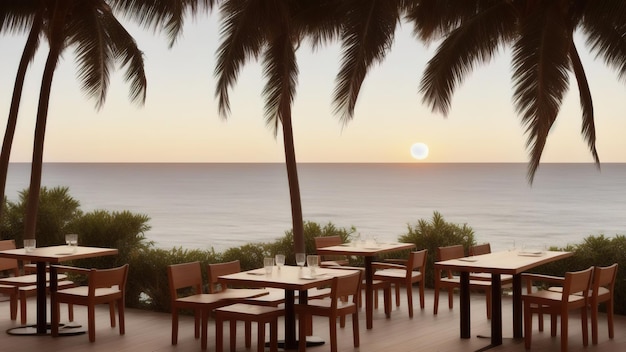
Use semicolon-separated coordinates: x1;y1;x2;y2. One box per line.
364;256;373;329
460;271;470;338
50;265;59;337
36;261;47;335
490;274;502;346
512;274;523;338
284;290;296;349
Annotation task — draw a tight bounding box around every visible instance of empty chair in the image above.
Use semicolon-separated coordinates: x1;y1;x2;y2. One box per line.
295;270;361;352
314;236;349;267
589;263;618;344
433;245;492;318
522;267;594;352
53;264;129;342
215;303;284;352
372;249;427;318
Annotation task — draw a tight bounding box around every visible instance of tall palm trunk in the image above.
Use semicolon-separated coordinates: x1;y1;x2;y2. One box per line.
24;0;69;240
280;108;305;254
0;9;42;221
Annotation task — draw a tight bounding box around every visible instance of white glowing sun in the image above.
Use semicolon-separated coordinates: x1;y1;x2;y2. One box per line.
410;143;429;160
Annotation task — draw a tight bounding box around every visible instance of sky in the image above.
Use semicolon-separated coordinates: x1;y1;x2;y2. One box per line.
1;12;626;164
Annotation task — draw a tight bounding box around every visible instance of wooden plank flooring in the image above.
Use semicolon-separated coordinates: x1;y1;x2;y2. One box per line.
0;289;624;352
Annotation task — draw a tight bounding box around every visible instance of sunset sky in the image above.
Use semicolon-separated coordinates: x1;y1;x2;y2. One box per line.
1;13;626;164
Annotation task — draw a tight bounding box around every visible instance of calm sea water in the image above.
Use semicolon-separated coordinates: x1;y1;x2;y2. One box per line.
4;163;626;252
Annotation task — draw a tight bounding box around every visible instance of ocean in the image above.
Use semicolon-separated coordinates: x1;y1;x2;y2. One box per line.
4;163;626;252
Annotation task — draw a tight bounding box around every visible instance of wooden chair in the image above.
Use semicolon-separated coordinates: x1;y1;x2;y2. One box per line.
372;249;427;318
522;266;593;352
314;236;349;267
215;303;284;352
53;264;129;342
433;245;492;318
589;263;618;344
295;270;361;352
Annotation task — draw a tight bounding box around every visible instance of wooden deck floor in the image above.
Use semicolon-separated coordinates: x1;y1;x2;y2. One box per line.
0;289;624;352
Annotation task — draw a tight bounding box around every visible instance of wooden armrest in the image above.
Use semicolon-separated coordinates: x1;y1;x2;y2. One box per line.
51;265;91;275
383;258;407;265
372;262;405;270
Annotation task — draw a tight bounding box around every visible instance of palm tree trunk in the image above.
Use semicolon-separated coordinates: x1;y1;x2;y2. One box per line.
24;0;69;240
280;110;305;254
0;9;42;220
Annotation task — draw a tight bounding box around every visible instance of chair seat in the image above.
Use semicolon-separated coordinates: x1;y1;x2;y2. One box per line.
469;272;514;283
374;269;421;280
523;290;587;307
58;286;121;298
440;276;493;287
0;273;68;286
321;260;349;267
216;303;283;317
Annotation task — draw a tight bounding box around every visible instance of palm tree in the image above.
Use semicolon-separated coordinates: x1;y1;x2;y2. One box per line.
4;0;147;240
0;2;43;221
405;0;626;181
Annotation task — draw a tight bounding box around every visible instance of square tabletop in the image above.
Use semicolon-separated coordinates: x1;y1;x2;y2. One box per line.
218;265;358;290
0;245;118;263
316;242;415;256
435;249;572;274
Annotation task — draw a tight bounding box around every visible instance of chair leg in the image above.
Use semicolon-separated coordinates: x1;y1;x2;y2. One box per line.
395;284;401;307
171;310;179;345
607;298;615;340
591;303;599;344
447;287;454;309
524;303;532;349
433;285;440;315
257;321;265;352
406;283;414;318
118;299;125;335
270;318;278;352
329;316;338;352
581;306;588;347
215;315;224;352
109;302;116;327
384;285;391;318
245;320;252;348
298;312;307;352
68;303;74;322
230;320;237;352
419;281;425;309
560;311;569;352
88;304;96;342
485;290;492;319
352;312;360;347
19;290;27;324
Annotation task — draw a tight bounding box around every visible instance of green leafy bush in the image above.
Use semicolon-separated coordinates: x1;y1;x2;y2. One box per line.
398;211;476;288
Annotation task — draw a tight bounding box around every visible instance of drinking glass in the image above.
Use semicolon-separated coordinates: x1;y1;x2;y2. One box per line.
24;239;36;253
275;254;285;270
295;253;306;268
65;234;78;252
306;255;319;276
264;257;274;274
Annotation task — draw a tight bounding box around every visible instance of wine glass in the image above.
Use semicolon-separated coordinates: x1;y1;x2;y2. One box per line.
295;253;306;268
306;255;319;276
275;254;285;270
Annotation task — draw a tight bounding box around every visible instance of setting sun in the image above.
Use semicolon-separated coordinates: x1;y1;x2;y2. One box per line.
410;143;429;160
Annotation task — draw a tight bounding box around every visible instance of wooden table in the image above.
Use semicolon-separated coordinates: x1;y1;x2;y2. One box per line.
0;245;118;336
435;249;572;350
316;242;416;329
218;265;358;350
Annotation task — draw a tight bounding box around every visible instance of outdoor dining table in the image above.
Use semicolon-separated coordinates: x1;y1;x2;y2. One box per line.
0;245;118;336
218;265;358;350
435;249;572;351
316;241;416;329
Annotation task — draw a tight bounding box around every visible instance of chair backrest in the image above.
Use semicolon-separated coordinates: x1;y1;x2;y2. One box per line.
437;245;464;261
168;261;203;299
469;243;491;256
315;236;347;264
331;270;361;306
207;260;241;293
407;249;427;278
563;267;594;300
88;264;129;295
0;240;19;276
436;245;465;280
592;263;618;297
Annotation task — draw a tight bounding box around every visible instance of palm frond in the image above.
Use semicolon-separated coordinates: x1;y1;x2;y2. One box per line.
214;0;265;118
511;3;570;182
569;42;599;167
262;31;298;136
0;0;39;34
333;0;402;123
66;2;113;109
419;1;516;115
109;0;215;47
